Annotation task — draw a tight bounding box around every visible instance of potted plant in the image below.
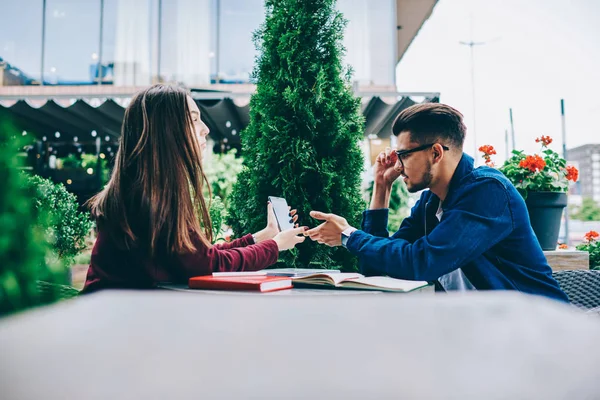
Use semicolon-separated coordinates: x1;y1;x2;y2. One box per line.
576;231;600;270
479;136;579;250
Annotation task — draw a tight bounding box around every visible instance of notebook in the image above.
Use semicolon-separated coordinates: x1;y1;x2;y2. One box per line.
212;270;267;277
291;272;430;293
189;275;292;293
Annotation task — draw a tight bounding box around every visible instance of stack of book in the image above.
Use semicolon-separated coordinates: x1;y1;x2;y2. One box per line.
188;268;430;293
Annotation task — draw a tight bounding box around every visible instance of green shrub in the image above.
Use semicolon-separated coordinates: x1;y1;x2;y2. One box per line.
57;153;110;185
209;196;228;241
576;231;600;270
571;197;600;222
0;124;68;315
203;150;244;208
23;175;94;268
227;0;366;270
365;179;410;232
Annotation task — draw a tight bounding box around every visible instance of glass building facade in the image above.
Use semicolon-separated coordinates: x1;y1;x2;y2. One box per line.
0;0;396;87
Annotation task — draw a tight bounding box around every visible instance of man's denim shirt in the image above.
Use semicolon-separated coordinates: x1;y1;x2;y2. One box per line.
346;153;568;302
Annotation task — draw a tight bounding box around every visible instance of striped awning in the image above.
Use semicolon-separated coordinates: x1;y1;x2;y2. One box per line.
0;95;437;151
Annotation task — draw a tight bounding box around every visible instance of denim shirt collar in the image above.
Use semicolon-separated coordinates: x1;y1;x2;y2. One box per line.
444;153;475;206
426;153;474;212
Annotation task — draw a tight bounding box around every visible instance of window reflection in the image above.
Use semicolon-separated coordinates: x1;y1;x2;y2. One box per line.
0;0;43;85
338;0;396;87
103;0;155;86
217;0;263;83
160;0;212;86
0;0;395;87
44;0;100;84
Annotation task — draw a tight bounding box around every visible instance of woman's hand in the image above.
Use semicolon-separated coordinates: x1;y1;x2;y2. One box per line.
253;201;299;243
273;226;307;251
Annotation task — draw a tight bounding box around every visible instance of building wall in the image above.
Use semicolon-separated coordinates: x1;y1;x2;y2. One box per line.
0;0;397;88
567;143;600;203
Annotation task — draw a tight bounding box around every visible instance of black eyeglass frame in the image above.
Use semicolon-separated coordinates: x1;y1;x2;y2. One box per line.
394;143;450;167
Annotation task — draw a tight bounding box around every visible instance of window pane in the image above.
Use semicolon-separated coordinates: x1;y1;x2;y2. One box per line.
217;0;263;83
160;0;212;86
44;0;100;84
102;0;156;86
0;0;43;85
338;0;396;87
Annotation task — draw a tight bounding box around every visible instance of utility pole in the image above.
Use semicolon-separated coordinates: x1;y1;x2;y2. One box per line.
459;16;500;163
509;108;516;151
561;99;570;246
504;129;509;160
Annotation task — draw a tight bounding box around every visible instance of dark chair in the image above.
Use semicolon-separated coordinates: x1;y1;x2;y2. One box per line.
552;270;600;310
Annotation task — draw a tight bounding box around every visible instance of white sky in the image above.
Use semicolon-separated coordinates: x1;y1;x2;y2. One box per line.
396;0;600;165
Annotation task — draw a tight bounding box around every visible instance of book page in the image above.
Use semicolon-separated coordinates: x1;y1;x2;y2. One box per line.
266;268;341;277
341;276;428;292
293;272;363;285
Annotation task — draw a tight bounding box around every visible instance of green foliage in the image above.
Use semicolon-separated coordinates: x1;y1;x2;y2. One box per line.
227;0;366;270
496;137;576;199
576;234;600;270
0;125;68;315
58;153;110;185
209;196;228;241
60;153;81;169
23;174;94;268
571;197;600;222
365;180;410;232
73;251;91;266
203;150;244;208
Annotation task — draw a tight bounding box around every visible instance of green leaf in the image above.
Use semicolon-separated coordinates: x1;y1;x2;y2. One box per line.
226;0;366;271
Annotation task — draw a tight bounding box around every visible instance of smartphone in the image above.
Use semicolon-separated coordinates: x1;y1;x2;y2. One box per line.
268;196;295;231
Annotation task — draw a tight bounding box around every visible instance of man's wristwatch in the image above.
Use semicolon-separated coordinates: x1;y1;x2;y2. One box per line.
341;227;357;248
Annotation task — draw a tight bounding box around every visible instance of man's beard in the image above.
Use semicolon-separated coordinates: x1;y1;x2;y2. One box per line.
406;162;433;193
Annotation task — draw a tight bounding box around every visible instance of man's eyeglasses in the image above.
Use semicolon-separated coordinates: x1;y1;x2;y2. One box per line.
394;143;449;167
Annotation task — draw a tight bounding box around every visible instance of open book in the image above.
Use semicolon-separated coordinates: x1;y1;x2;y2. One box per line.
292;273;430;293
213;268;341;278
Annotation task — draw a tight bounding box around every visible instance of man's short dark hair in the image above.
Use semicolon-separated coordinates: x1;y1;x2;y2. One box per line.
392;103;466;149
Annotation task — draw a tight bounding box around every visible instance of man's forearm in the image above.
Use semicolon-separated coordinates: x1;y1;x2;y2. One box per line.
370;182;392;209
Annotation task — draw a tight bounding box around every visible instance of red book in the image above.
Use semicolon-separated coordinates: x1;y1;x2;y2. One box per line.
188;275;292;293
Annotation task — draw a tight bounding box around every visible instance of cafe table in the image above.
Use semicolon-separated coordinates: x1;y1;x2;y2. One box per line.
1;289;599;399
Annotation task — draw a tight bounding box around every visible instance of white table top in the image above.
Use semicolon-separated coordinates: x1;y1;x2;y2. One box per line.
0;289;599;399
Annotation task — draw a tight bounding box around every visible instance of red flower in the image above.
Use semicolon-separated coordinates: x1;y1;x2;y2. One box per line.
478;145;497;156
584;231;599;242
519;154;546;172
558;243;568;249
535;135;553;146
565;165;579;182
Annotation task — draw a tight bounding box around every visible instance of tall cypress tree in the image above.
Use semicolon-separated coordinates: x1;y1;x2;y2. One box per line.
227;0;365;270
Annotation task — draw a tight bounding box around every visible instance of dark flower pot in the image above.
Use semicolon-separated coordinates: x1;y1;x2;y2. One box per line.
525;192;568;250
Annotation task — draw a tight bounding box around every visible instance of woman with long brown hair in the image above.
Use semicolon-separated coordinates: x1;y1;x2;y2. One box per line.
82;84;305;292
